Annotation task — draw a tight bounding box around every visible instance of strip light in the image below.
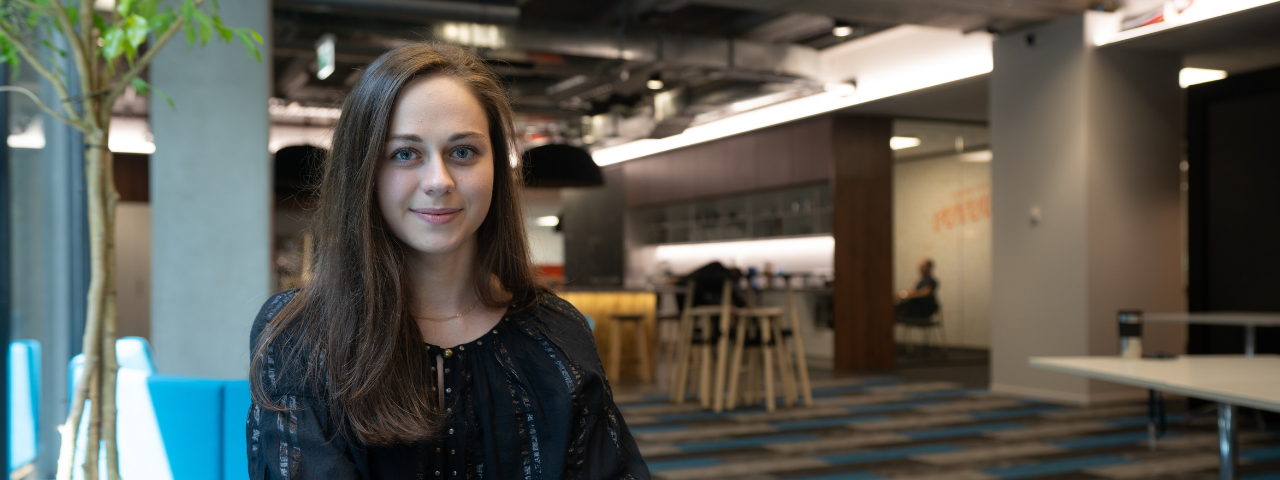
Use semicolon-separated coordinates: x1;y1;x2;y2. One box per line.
1179;67;1227;88
653;236;834;271
1095;0;1280;46
890;136;921;150
592;31;992;166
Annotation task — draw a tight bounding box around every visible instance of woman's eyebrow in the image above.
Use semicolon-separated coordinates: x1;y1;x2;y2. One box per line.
388;133;423;143
448;131;486;142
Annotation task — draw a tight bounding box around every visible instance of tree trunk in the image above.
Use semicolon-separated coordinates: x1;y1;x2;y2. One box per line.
55;129;120;480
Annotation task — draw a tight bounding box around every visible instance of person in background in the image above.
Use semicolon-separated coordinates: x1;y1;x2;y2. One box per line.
246;42;647;479
896;258;939;319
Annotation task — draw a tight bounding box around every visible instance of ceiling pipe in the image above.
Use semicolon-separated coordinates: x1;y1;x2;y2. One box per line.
276;0;520;25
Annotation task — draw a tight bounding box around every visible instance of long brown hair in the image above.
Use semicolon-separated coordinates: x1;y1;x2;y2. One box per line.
250;42;546;446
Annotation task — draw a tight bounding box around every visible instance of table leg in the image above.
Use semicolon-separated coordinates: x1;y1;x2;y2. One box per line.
1218;402;1238;480
1245;325;1255;357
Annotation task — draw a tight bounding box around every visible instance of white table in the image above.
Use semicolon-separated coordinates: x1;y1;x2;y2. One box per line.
1030;355;1280;480
1143;312;1280;355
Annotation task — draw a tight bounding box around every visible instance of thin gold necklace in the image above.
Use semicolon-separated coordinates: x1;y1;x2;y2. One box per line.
414;298;482;322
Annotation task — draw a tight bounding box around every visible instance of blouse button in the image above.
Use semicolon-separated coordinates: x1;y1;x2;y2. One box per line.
447;407;452;412
477;341;483;346
435;472;440;476
436;447;441;452
451;449;455;454
445;388;452;394
444;368;450;373
448;428;454;434
459;345;465;351
443;348;453;358
492;330;498;334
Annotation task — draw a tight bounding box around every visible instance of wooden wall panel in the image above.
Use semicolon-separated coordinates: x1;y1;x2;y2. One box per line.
830;115;895;371
620;116;837;207
754;125;795;190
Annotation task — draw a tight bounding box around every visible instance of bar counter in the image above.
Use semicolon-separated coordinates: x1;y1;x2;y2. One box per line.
556;290;658;381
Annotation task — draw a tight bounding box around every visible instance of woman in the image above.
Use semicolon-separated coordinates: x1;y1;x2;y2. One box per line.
247;42;649;480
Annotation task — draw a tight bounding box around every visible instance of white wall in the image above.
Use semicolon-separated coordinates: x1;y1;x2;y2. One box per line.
524;188;564;266
116;203;151;340
150;0;271;378
894;155;992;348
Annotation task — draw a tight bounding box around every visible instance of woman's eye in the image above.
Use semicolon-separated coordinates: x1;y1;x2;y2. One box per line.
452;147;473;159
392;149;415;162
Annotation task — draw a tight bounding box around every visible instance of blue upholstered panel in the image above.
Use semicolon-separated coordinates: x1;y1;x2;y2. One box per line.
222;380;252;480
149;376;225;480
9;340;40;472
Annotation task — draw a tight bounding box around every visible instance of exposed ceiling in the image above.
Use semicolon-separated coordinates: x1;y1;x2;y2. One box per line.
268;0;1102;148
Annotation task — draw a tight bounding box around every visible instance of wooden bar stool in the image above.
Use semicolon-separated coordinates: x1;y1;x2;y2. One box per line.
670;280;731;407
724;306;789;412
782;277;814;407
655;290;684;386
608;313;651;382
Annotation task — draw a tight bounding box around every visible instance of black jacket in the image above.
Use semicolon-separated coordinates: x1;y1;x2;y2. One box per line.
246;290;649;480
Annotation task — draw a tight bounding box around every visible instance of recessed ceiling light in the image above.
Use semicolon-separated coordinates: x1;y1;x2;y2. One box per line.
890;136;921;150
647;73;664;90
1179;67;1226;88
536;216;560;227
832;22;855;37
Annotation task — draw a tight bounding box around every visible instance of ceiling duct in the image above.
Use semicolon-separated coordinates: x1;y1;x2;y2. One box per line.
276;0;520;25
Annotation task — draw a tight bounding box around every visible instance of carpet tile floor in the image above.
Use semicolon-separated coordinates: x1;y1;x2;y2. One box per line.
616;376;1280;480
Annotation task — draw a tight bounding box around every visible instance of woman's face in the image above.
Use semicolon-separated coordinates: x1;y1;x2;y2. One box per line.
376;75;494;257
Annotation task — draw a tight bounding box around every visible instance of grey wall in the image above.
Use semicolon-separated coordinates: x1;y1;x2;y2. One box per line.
150;0;271;378
563;168;626;287
990;13;1184;404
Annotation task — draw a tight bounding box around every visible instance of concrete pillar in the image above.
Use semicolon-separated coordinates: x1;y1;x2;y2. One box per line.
989;13;1185;404
150;0;271;378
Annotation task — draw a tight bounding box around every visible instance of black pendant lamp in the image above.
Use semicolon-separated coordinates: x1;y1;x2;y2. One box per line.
521;144;605;188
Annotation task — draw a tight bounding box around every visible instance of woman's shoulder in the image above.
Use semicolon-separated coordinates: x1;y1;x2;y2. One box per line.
250;288;301;349
512;293;600;357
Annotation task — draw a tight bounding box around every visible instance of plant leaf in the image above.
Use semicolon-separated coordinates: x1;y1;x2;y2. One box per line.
64;6;79;27
193;11;214;44
132;76;175;109
148;11;176;33
135;0;158;19
93;13;107;33
234;28;261;62
211;15;232;42
116;0;137;17
101;26;128;60
125;14;148;48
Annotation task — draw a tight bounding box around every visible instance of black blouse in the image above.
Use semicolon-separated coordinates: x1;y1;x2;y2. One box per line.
246;290;650;480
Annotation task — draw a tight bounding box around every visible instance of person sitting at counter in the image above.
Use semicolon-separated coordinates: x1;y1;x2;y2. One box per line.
896;258;939;319
683;261;748;308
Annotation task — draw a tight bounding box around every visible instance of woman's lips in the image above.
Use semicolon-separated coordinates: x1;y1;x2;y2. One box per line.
412;207;462;225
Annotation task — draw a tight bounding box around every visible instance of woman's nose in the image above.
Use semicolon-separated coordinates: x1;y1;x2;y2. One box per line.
420;156;455;196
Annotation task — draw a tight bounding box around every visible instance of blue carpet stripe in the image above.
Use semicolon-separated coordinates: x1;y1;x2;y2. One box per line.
1052;431;1160;450
982;455;1132;479
903;422;1022;440
905;388;989;399
629;424;689;434
772;415;893;431
1243;446;1280;462
970;406;1065;420
645;457;723;471
845;400;944;414
819;443;960;465
676;433;817;453
782;471;885;480
1106;412;1189;428
654;411;739;422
